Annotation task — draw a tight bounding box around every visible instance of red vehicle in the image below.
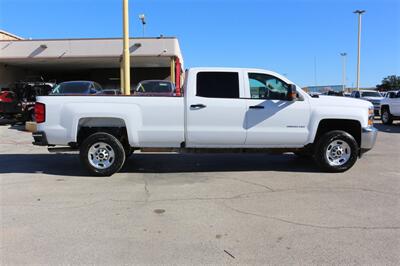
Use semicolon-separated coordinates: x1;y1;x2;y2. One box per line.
0;90;20;119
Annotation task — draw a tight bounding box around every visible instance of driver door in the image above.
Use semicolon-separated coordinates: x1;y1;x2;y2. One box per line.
244;72;311;147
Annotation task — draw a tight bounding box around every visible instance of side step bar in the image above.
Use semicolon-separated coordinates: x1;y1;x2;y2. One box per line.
48;147;78;153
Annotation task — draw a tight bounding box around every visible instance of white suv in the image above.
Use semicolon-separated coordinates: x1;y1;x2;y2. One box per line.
380;90;400;125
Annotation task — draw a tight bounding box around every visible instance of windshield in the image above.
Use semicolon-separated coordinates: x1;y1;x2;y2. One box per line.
361;91;381;97
135;81;174;93
52;82;92;94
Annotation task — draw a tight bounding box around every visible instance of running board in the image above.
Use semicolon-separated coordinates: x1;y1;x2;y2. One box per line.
48;147;78;153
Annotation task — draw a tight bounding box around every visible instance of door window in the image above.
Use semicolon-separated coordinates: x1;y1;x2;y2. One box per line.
248;73;289;100
196;72;239;98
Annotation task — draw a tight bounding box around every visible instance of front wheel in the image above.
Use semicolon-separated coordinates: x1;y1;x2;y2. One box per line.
314;130;358;172
381;108;393;125
80;132;126;176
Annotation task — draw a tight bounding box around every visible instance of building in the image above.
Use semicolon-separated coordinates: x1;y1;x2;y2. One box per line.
0;30;23;41
0;30;184;93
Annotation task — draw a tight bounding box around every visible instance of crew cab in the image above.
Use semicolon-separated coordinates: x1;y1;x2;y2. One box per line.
380;90;400;125
33;68;378;176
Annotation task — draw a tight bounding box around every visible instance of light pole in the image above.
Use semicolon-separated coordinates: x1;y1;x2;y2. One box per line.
122;0;131;95
139;14;146;37
340;52;347;92
354;10;365;91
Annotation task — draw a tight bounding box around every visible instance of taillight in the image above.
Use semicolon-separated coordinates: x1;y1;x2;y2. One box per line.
35;102;45;123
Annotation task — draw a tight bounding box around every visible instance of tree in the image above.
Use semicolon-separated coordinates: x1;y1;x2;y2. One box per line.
377;75;400;91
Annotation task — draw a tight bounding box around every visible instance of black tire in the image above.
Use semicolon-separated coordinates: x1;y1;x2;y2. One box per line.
314;130;358;172
381;108;393;125
80;132;126;176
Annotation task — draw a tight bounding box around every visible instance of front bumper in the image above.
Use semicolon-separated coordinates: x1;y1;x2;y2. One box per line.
32;131;49;146
360;126;378;155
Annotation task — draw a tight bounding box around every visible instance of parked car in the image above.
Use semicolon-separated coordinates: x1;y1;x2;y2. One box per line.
324;90;344;96
33;67;377;176
0;90;19;119
51;81;103;95
350;90;383;115
380;90;400;125
133;80;175;96
0;78;54;122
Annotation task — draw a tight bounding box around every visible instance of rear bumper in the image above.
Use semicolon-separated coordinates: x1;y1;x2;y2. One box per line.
32;131;48;146
360;126;378;155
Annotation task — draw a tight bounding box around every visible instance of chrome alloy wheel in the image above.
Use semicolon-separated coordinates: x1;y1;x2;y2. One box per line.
88;142;115;169
382;111;389;123
325;140;351;166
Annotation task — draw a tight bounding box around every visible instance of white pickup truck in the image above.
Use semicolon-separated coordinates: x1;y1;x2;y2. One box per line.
380;90;400;125
33;68;377;176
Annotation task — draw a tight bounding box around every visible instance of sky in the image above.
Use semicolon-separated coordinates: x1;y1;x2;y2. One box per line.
0;0;399;88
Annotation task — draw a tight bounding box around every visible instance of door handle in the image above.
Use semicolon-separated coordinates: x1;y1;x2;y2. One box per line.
190;104;207;109
249;105;264;109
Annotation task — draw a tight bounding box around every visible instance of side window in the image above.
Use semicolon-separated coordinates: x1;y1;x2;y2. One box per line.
248;73;289;100
196;72;239;98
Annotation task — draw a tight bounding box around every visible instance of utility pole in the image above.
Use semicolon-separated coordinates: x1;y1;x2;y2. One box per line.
314;56;317;86
122;0;131;95
354;10;365;91
340;53;347;92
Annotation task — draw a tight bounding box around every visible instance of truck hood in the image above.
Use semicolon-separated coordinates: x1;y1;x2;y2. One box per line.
310;95;372;109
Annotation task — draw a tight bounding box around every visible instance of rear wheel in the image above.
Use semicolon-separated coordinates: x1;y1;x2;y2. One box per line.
80;132;125;176
381;108;393;125
314;130;358;172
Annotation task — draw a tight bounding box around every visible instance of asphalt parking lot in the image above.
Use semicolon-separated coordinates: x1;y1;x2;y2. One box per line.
1;121;399;265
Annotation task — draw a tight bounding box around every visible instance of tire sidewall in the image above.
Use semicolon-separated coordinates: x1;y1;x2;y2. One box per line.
315;131;358;172
80;133;126;176
381;109;393;125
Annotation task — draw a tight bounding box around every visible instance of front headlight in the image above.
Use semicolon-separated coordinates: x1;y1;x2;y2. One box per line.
368;106;374;126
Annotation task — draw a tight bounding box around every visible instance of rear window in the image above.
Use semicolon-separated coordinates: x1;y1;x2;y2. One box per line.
196;72;239;98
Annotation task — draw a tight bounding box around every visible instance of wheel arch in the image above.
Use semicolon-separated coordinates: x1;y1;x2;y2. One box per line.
75;117;130;148
381;104;390;112
313;119;362;147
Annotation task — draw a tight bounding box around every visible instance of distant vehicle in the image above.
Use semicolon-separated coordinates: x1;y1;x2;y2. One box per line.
350;90;383;115
133;80;175;96
51;81;103;95
0;90;19;119
101;89;122;95
382;90;398;99
325;90;344;96
0;78;55;122
343;92;352;97
380;90;400;125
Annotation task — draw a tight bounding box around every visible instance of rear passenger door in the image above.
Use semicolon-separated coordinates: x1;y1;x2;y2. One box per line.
185;70;247;147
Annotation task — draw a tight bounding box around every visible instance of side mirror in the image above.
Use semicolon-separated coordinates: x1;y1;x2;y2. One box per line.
288;84;297;101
